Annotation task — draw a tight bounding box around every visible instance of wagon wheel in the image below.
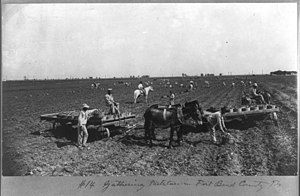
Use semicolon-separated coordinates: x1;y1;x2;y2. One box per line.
105;128;110;138
53;122;57;130
98;126;110;138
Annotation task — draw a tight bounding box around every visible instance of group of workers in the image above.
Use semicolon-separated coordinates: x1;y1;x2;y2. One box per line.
77;80;265;148
77;88;119;149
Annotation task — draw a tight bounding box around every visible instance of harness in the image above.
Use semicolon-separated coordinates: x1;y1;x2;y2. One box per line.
140;88;146;95
163;109;167;121
176;106;185;124
157;104;185;123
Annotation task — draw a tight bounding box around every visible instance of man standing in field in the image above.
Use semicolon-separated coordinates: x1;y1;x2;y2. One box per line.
249;83;266;104
78;103;97;149
169;90;175;107
105;88;120;116
189;81;194;90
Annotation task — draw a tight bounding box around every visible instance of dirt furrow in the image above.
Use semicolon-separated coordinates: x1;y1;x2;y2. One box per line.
2;76;297;176
196;87;231;108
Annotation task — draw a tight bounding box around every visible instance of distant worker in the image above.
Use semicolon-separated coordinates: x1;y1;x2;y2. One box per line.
205;80;210;88
78;103;97;149
189;81;194;90
105;88;120;116
249;83;266;104
138;81;145;95
169;90;175;107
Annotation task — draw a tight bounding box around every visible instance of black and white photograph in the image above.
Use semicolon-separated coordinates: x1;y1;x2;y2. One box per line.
2;1;298;196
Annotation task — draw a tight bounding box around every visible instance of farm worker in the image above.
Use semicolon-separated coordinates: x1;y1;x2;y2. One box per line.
105;88;120;116
189;81;194;90
138;81;145;95
78;103;97;149
249;83;266;104
169;91;175;107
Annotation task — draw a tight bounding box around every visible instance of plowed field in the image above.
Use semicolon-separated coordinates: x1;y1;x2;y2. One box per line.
2;75;298;176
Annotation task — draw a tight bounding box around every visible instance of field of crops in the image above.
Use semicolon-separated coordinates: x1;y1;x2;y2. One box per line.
2;75;298;176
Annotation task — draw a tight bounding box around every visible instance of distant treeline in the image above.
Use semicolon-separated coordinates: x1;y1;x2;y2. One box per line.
270;70;297;75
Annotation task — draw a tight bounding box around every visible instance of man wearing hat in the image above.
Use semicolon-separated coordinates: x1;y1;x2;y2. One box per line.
249;83;266;104
105;88;120;116
78;103;97;149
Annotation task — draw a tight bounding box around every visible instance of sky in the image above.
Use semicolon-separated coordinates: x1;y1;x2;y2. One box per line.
2;3;298;80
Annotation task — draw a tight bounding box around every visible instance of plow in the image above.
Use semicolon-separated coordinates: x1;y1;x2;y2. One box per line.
223;104;280;126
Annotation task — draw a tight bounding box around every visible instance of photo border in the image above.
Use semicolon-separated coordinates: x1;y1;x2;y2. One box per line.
1;0;299;195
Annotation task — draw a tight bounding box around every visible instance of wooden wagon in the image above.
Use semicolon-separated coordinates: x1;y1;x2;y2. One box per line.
40;110;136;137
223;104;280;126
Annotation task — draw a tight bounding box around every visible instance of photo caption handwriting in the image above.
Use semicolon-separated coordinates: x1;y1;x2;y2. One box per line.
76;179;281;193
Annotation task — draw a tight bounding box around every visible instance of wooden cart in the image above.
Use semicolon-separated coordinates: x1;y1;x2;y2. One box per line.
40;110;136;137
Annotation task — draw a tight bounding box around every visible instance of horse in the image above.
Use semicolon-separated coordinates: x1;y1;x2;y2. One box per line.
144;100;203;148
133;86;154;103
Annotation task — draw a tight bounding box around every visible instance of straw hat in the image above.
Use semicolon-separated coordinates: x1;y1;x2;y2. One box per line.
82;103;89;109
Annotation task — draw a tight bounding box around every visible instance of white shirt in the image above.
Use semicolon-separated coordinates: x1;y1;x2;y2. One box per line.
138;83;143;89
105;94;115;106
78;110;95;126
249;87;259;97
170;93;175;99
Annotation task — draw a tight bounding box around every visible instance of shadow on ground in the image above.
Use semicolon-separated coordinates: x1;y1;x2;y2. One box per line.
31;124;125;148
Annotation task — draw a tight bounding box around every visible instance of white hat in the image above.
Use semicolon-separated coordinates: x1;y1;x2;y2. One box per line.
253;83;258;87
190;81;194;83
108;88;112;91
82;103;89;109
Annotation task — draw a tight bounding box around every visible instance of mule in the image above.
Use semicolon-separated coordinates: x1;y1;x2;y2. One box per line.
144;100;203;148
133;86;154;103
